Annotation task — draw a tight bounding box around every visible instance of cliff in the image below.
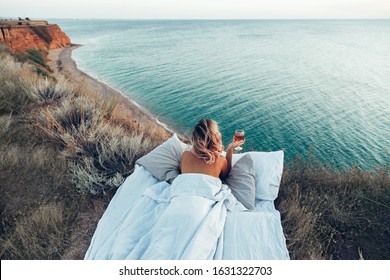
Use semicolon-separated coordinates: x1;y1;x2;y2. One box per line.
0;20;71;53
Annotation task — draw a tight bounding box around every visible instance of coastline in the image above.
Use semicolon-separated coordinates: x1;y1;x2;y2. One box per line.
47;45;178;138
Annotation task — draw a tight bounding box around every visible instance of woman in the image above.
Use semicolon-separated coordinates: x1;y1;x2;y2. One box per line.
180;119;244;179
86;119;246;260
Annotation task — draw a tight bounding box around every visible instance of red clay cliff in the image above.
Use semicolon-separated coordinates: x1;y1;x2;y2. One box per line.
0;20;71;53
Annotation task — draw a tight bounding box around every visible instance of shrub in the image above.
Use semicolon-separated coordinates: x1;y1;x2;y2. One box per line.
29;76;71;104
0;51;60;114
0;53;37;114
35;93;155;195
27;49;46;67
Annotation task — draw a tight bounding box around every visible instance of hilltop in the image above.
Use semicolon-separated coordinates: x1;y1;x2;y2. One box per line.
0;19;71;53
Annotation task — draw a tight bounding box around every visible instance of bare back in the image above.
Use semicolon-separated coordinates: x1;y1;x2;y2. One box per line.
180;151;227;179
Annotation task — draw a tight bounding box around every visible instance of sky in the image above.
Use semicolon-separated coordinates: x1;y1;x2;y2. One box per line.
1;0;390;19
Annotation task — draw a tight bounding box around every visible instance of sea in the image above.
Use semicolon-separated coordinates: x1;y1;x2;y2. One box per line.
54;19;390;170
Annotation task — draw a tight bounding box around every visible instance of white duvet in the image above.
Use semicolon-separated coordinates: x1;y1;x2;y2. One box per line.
84;166;290;260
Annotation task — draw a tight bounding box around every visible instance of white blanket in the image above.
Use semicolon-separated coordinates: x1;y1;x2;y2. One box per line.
85;172;245;260
84;166;290;260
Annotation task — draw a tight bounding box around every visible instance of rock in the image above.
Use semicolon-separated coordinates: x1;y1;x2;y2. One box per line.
0;22;71;53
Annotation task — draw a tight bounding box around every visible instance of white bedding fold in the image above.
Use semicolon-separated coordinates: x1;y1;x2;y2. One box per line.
85;173;245;260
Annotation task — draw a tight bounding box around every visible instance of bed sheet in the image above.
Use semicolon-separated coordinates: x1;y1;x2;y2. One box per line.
84;165;290;260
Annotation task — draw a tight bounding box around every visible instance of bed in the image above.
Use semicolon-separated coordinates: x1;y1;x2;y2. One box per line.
84;134;290;260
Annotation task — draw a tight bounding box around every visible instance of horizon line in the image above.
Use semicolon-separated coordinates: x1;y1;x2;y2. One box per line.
1;16;390;21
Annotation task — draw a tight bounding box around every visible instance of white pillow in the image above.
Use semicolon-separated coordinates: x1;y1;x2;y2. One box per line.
223;154;256;210
136;133;191;183
232;151;284;201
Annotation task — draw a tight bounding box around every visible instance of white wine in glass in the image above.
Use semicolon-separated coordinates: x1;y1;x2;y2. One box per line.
234;129;245;151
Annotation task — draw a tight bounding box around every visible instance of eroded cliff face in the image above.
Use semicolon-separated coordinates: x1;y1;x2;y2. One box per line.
0;24;71;53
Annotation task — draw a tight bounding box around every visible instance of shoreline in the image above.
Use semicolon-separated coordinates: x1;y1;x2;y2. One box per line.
47;45;181;138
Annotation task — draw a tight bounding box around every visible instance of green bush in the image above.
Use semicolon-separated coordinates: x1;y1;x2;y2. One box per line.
27;49;46;67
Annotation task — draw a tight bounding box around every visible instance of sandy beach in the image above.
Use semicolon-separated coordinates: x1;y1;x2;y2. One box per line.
47;45;174;135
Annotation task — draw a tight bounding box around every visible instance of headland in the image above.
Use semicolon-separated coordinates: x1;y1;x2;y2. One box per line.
0;19;71;52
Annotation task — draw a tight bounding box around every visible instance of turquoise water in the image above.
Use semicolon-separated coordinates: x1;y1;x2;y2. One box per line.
55;19;390;169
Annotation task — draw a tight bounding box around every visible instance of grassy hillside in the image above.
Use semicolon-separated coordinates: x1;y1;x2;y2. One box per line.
276;154;389;259
0;45;170;259
0;45;389;259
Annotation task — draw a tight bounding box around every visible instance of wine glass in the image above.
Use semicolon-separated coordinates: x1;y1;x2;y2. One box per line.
233;129;245;151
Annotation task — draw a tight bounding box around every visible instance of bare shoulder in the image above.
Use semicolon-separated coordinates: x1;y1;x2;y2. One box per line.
218;154;227;166
180;151;191;172
218;155;228;179
182;150;192;159
181;151;193;164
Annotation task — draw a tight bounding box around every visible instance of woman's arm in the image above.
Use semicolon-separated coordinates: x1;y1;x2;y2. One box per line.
220;140;244;179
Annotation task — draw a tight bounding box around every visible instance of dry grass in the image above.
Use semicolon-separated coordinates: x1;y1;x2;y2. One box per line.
276;154;390;259
34;87;159;195
0;47;168;259
0;51;37;114
1;203;68;259
29;76;71;104
0;140;73;259
0;114;12;139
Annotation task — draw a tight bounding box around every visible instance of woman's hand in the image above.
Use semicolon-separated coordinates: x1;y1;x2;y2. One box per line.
227;139;245;151
221;138;245;179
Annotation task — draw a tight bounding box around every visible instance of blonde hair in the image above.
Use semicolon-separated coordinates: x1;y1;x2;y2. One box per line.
191;119;223;164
